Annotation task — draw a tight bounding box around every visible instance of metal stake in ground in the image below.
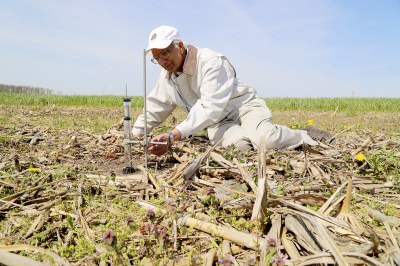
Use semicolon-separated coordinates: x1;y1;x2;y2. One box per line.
141;49;170;169
122;85;135;174
122;49;169;175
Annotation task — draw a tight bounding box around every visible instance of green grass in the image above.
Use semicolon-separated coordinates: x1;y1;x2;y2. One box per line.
0;93;143;108
1;93;399;112
264;97;400;112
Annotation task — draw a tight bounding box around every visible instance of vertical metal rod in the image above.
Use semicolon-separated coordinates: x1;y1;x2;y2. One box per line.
123;98;132;168
143;49;148;169
123;116;132;167
122;84;135;174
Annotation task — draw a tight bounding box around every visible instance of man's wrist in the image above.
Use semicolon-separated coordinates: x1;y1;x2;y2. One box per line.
167;131;174;143
169;128;182;142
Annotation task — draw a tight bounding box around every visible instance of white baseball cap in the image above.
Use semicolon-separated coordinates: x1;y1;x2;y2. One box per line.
146;26;180;51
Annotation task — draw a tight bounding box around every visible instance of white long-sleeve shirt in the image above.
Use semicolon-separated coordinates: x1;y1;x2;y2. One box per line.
132;45;257;139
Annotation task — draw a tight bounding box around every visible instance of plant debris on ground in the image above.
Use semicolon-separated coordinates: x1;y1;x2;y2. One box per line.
0;106;400;266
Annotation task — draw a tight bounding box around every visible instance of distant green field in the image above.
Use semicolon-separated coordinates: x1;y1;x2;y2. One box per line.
0;93;143;108
1;93;399;112
264;97;400;112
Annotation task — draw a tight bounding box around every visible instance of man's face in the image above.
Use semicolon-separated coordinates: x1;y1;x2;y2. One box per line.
151;41;185;73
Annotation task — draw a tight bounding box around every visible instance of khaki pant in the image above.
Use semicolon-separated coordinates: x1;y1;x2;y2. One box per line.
207;98;317;150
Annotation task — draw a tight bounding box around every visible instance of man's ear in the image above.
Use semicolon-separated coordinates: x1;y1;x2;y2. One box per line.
178;41;185;53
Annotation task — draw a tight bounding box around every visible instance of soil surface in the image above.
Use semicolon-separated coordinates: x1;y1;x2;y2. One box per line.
1;105;399;265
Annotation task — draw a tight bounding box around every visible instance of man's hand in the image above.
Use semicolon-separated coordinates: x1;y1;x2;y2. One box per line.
148;129;181;156
148;133;170;156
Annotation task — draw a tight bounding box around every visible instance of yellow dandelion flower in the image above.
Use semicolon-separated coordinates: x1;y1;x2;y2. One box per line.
343;125;349;129
355;153;365;162
28;164;41;173
307;120;314;126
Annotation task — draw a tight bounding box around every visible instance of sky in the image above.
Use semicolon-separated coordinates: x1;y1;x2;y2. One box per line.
1;0;400;98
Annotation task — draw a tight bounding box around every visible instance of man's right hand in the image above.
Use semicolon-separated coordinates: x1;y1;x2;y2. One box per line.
148;133;170;156
148;129;181;156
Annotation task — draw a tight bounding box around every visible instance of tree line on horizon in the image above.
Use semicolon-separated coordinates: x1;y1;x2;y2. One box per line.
0;84;54;94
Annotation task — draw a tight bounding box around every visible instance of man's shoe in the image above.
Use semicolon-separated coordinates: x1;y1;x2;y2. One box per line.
304;126;336;144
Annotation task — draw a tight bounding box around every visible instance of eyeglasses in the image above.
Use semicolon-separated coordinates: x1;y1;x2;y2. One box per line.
151;43;174;64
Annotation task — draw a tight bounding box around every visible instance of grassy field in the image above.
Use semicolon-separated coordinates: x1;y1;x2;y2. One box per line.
1;92;400;112
1;94;399;265
1;93;399;135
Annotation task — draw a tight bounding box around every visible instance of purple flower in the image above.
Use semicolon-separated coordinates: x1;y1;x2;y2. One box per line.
158;228;168;239
125;214;133;225
272;253;288;266
144;222;153;233
217;257;233;265
100;229;117;246
146;209;155;219
265;236;277;247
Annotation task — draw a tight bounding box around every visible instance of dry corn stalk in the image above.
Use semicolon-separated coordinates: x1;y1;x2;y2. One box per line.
137;200;267;251
336;176;365;234
251;136;269;222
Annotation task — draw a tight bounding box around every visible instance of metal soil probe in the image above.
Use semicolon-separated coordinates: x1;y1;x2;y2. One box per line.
122;49;168;174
